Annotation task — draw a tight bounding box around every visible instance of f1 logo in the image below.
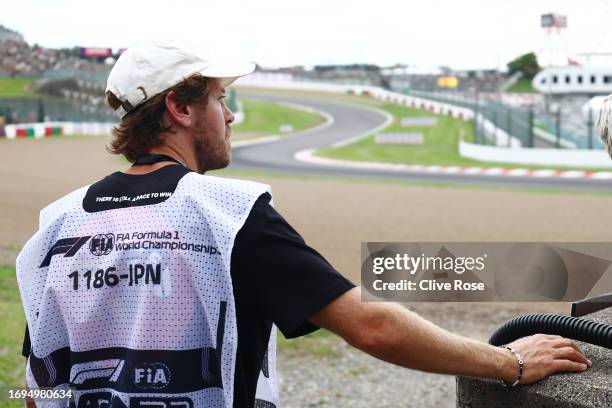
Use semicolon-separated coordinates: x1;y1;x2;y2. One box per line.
39;236;91;268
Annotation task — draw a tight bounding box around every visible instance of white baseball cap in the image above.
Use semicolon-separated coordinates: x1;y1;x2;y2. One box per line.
106;40;256;118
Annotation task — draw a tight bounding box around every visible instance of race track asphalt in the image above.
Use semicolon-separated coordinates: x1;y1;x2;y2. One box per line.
231;92;612;192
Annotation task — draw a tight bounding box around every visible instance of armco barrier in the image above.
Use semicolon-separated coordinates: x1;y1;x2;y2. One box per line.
3;122;115;139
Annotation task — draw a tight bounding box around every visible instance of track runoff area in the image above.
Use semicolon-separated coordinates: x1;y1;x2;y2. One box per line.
229;88;612;193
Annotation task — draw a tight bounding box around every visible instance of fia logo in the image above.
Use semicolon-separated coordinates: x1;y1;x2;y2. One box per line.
133;362;171;389
89;233;114;256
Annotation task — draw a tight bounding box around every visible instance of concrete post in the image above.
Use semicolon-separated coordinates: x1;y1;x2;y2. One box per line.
456;309;612;407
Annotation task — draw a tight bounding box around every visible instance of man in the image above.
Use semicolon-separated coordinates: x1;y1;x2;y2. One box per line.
18;41;591;408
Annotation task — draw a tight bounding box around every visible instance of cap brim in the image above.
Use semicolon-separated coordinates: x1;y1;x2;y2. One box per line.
200;61;256;87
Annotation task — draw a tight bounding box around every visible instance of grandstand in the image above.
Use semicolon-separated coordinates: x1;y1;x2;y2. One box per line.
255;64;509;93
0;24;23;43
0;25;114;78
0;25;115;123
385;66;509;94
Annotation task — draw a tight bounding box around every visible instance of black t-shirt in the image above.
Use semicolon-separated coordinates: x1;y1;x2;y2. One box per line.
22;165;355;407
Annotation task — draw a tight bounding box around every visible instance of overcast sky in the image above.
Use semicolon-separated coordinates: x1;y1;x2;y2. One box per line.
3;0;612;69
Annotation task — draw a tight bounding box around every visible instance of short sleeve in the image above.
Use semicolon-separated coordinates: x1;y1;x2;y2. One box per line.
231;193;355;338
22;325;31;358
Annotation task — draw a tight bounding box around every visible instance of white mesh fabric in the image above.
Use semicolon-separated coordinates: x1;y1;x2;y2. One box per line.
17;173;280;407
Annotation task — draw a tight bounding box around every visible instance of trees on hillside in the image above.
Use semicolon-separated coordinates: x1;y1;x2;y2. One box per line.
507;52;540;79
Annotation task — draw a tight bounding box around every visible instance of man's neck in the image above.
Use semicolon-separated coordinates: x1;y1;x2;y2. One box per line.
124;143;197;175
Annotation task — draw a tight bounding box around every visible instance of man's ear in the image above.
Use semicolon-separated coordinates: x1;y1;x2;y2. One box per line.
164;90;194;128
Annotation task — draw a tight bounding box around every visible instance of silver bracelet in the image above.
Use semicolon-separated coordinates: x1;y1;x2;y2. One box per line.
502;345;524;387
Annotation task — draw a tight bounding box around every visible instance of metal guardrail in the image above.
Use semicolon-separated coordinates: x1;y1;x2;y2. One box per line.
406;90;603;150
43;68;110;84
0;96;115;124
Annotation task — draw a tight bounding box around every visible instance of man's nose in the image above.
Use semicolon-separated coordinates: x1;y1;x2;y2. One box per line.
224;105;235;125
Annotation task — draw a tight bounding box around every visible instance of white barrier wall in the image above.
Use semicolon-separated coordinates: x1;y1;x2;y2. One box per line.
459;141;612;168
4;110;247;140
3;121;115;139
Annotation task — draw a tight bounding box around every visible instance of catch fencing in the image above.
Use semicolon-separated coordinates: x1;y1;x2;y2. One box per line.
408;90;603;150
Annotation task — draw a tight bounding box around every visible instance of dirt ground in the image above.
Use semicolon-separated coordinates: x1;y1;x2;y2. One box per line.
4;135;612;314
4;136;611;405
4;136;612;267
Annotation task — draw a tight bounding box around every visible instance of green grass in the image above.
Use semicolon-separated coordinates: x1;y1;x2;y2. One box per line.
507;78;538;94
277;328;340;358
233;98;325;140
0;78;36;98
347;366;368;376
0;267;26;406
317;103;478;167
315;103;612;172
317;104;473;164
317;104;476;167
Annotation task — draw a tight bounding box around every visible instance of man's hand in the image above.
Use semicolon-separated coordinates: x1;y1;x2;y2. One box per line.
504;334;592;385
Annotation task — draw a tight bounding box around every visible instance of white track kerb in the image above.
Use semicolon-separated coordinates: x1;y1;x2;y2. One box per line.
293;150;612;180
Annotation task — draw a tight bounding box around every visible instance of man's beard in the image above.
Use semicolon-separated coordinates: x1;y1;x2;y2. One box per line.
194;138;230;173
193;123;231;174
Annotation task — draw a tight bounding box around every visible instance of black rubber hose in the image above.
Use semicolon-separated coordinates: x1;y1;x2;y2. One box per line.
489;313;612;349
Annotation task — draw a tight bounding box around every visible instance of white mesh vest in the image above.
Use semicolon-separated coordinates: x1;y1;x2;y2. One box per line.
16;173;280;408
